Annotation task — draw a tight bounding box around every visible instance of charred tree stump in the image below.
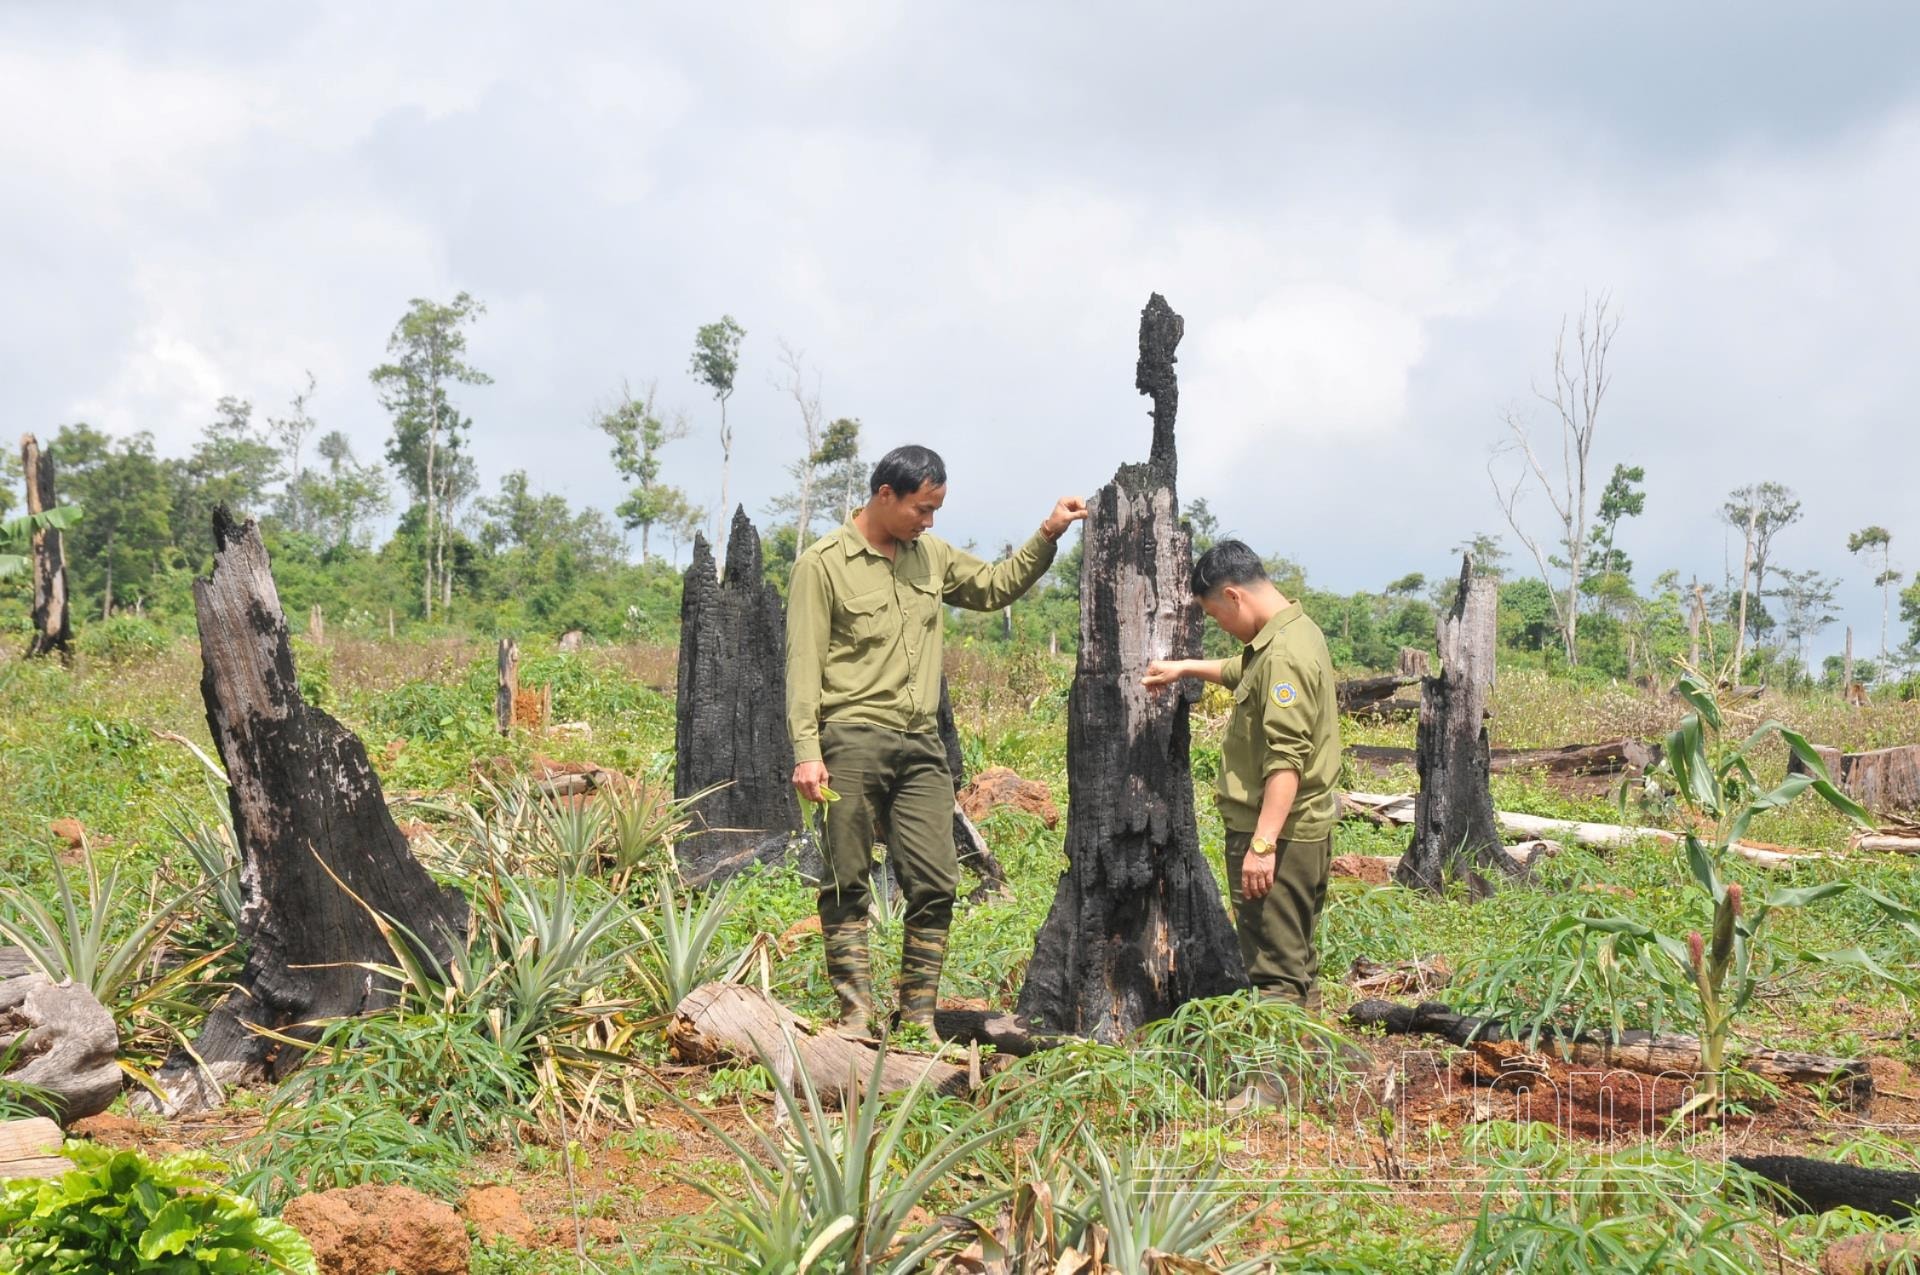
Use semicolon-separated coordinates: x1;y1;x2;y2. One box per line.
674;508;804;887
1017;294;1246;1039
937;676;1010;899
144;510;468;1115
495;637;518;736
1734;1155;1920;1218
20;435;72;660
1397;556;1514;896
1397;646;1431;679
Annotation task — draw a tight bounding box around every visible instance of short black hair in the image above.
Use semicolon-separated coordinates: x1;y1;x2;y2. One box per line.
1190;539;1267;598
871;445;947;497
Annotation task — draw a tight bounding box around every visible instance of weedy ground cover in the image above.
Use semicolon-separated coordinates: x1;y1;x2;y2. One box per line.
2;636;1918;1270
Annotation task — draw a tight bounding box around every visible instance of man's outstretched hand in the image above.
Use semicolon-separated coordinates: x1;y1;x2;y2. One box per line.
1142;659;1186;690
792;760;831;804
1042;496;1089;540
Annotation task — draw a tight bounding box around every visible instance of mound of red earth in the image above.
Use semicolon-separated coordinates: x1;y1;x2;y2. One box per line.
959;768;1059;829
282;1184;469;1275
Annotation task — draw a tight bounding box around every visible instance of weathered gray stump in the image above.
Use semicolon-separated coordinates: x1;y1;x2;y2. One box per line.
674;508;804;886
1789;744;1920;815
1;947;119;1123
495;636;518;736
1018;294;1247;1039
144;510;468;1114
20;434;72;660
1396;556;1514;896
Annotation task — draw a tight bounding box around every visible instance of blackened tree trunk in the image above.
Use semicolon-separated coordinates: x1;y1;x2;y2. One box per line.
1018;294;1246;1039
146;510;468;1114
1396;556;1514;896
674;507;804;886
20;435;71;660
495;636;518;736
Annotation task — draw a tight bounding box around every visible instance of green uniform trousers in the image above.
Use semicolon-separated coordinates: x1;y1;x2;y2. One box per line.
817;721;958;934
1225;829;1332;1009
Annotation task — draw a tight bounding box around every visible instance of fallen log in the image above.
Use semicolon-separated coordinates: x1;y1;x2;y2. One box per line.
0;1117;66;1181
1342;793;1817;870
1734;1154;1920;1218
1855;835;1920;855
1346;998;1871;1107
1336;674;1420;716
667;982;969;1101
1346;738;1656;778
0;949;120;1123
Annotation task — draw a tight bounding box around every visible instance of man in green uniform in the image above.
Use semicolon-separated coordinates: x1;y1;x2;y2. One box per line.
1144;539;1343;1008
787;444;1086;1038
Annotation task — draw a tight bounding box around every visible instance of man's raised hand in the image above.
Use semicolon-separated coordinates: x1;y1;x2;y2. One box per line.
1042;496;1089;540
1142;659;1185;690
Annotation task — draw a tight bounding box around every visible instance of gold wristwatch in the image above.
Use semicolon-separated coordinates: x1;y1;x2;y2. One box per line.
1248;837;1276;857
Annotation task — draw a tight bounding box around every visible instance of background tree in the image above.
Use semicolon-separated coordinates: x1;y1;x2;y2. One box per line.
811;417;867;526
1847;525;1900;664
370;292;491;621
1451;532;1509;582
1183;497;1221;554
293;431;389;552
1588;462;1646;578
1721;481;1802;656
598;382;692;561
0;446;20;519
267;373;319;536
775;342;826;545
688;315;745;541
171;397;282;571
50;425;175;618
1767;567;1840;678
1490;293;1619;666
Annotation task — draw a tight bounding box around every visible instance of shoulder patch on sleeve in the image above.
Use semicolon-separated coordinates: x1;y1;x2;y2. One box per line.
1270;682;1297;708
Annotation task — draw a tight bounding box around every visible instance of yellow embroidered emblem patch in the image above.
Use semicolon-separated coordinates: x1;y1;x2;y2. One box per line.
1271;682;1296;707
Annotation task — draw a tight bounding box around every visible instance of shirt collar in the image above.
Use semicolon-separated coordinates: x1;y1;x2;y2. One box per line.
1246;602;1303;653
837;515;921;562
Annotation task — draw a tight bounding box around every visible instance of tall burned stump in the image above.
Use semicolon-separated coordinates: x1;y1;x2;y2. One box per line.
1396;556;1515;896
146;510;468;1114
1018;294;1246;1039
674;507;804;886
20;435;71;660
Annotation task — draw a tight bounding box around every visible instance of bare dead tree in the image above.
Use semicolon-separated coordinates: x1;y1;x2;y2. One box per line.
1489;293;1619;667
775;341;825;545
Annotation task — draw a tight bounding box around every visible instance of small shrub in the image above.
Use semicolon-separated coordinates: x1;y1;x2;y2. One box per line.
0;1141;315;1273
75;614;172;665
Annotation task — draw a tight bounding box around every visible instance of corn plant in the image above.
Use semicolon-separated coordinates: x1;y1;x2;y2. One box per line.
677;1035;1010;1272
1460;676;1904;1118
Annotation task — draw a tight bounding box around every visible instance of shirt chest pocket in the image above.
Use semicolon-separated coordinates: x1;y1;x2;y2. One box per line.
834;587;893;650
901;575;943;632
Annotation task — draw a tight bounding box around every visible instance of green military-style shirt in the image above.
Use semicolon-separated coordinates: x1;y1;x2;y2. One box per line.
785;518;1058;764
1216;602;1343;840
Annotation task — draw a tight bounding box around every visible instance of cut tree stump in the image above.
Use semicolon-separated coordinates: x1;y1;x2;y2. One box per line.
20;434;72;660
0;948;119;1123
0;1117;66;1180
668;982;969;1102
1397;557;1514;896
674;508;804;887
1791;744;1920;815
1346;998;1871;1108
1018;294;1246;1039
142;510;469;1116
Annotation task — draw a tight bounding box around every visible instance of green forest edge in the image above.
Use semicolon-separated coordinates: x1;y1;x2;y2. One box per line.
4;608;1920;1272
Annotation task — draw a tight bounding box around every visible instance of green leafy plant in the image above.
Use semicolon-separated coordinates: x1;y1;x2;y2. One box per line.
678;1034;1008;1272
630;869;741;1018
1456;677;1902;1117
0;504;81;579
1452;1141;1786;1273
1141;989;1363;1100
0;1141;315;1273
1067;1135;1266;1275
0;843;205;1036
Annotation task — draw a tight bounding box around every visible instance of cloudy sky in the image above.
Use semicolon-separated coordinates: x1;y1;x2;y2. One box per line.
6;4;1916;661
